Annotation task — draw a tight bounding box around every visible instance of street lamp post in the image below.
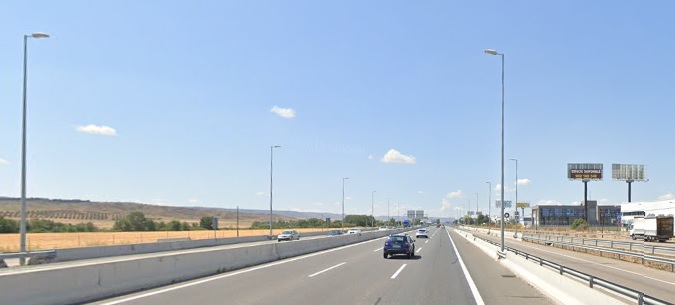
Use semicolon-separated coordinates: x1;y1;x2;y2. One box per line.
510;158;518;238
269;145;281;237
485;48;505;254
342;177;349;231
387;197;391;224
371;191;376;227
19;32;50;266
486;181;492;230
475;192;479;223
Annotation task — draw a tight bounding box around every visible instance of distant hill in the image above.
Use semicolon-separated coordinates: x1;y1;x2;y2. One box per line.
0;197;298;229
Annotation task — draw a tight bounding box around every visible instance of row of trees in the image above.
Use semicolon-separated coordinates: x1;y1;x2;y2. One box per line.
0;217;99;233
113;212;201;231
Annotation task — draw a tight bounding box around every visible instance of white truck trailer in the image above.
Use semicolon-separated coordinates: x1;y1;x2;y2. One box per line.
629;215;674;242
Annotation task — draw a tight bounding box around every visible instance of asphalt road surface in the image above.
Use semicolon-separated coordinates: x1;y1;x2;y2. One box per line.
475;229;675;302
87;227;553;305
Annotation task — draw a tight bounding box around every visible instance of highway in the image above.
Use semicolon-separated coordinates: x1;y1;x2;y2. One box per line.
471;229;675;302
87;227;553;305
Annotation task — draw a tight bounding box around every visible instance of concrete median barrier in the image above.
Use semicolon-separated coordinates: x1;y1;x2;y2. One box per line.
0;228;407;305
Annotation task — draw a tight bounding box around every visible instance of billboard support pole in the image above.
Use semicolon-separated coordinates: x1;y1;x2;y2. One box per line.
627;180;633;203
583;179;589;224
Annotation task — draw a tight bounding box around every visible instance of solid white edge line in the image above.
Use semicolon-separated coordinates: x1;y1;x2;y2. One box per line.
97;236;386;305
446;228;486;305
416;247;422;253
374;247;383;252
390;264;407;279
308;262;346;278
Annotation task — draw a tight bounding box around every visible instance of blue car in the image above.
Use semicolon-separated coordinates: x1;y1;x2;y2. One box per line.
383;233;415;259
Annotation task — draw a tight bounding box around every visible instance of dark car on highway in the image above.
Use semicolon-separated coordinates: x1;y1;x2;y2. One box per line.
327;230;343;237
383;233;415;259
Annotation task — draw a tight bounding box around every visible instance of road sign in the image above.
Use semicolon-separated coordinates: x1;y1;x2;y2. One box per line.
504;213;510;219
617;215;622;222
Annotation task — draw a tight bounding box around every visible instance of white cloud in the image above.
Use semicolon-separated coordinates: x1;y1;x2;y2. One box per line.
417;190;424;194
76;124;118;136
368;154;374;160
516;178;531;186
441;190;463;211
380;149;416;164
270;106;295;118
658;193;674;200
0;158;8;165
188;199;199;204
536;199;562;206
255;192;267;197
494;184;514;193
346;196;352;201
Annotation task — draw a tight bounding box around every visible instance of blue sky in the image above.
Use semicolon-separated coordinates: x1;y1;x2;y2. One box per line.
1;1;674;218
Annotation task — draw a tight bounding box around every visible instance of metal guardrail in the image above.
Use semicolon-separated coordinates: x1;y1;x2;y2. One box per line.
0;250;56;260
457;228;673;305
522;235;675;271
523;234;675;256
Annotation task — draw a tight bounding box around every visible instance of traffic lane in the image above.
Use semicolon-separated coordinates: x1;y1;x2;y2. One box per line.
388;227;479;305
448;229;554;305
86;232;417;305
477;231;675;302
87;228;475;305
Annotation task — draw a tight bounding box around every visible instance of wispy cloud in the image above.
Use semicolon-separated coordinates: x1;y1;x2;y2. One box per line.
380;149;416;164
76;124;118;136
658;193;674;200
495;184;514;193
270;106;295;118
441;190;463;211
516;178;531;186
188;199;199;205
0;158;8;165
537;199;562;206
417;190;424;194
368;154;374;160
255;191;267;197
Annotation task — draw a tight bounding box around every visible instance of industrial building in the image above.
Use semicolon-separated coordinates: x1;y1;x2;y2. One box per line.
532;200;621;227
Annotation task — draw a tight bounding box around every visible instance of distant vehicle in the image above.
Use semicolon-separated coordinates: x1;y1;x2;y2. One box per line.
383;233;415;259
277;230;300;242
347;228;362;235
629;215;674;242
436;224;440;228
326;230;343;237
379;226;388;231
415;228;429;238
402;219;411;227
386;226;394;230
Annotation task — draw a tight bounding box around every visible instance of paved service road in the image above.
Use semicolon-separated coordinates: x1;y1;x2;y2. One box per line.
87;227;553;305
475;229;675;302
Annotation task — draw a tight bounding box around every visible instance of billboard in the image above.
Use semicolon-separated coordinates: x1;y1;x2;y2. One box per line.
612;164;646;181
495;200;512;208
568;163;603;180
516;202;530;208
406;210;425;220
468;211;475;216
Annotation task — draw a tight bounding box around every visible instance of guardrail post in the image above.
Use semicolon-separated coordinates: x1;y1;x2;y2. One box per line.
559;265;563;275
652;247;655;255
589;276;594;288
638;292;644;305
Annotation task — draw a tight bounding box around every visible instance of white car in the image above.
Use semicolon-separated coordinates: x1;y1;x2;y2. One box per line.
415;228;429;238
347;228;362;235
379;226;388;231
277;230;300;242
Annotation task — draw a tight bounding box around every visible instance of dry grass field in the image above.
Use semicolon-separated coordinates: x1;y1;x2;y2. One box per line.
0;228;328;252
